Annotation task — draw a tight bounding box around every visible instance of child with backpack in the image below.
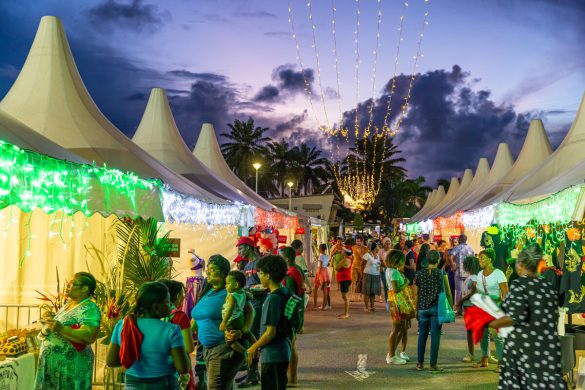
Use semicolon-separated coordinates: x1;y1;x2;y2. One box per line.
247;255;296;390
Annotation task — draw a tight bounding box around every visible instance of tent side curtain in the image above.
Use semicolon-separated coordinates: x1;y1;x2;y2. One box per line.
0;139;164;220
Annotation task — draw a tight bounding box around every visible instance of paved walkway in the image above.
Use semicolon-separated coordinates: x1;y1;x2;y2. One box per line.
291;292;500;389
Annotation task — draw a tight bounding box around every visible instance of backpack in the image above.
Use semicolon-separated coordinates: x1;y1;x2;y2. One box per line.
273;288;303;338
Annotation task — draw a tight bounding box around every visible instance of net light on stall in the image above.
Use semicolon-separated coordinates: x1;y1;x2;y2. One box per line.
495;186;583;226
462;205;496;229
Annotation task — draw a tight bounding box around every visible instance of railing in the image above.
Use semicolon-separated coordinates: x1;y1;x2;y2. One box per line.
0;304;45;333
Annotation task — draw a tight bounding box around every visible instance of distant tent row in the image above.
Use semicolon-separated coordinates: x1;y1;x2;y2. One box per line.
406;91;585;250
0;16;299;302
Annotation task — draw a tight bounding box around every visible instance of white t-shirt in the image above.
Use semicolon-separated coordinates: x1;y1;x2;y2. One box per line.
476;269;507;301
385;268;405;291
462;274;477;307
363;253;381;275
318;254;330;268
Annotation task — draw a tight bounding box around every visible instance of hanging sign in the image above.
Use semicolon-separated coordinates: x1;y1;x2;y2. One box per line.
295;227;305;235
278;235;288;244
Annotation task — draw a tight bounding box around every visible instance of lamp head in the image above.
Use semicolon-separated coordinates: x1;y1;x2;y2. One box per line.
287;181;294;188
253;163;262;170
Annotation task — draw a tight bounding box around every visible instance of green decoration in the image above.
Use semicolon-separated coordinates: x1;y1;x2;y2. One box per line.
0;139;163;218
495;186;583;227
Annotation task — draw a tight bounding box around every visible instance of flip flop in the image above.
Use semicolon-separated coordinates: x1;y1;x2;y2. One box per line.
430;367;445;373
337;314;350;319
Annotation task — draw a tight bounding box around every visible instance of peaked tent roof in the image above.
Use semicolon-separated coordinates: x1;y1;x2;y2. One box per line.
193;123;276;211
0;109;86;164
451;143;514;213
440;157;490;218
502;92;585;202
474;119;553;208
430;168;473;219
426;177;460;220
415;185;446;222
0;16;222;202
132;88;263;207
410;189;437;222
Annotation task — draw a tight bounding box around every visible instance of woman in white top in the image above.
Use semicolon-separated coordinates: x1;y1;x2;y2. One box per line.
361;242;381;312
474;248;508;371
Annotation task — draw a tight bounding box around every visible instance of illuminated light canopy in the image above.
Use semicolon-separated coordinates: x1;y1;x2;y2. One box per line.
162;186;254;227
0;139;163;219
462;205;496;229
495;186;583;226
255;208;299;230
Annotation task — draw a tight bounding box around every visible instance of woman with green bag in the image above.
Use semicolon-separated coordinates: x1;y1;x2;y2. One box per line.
414;250;453;372
474;248;508;371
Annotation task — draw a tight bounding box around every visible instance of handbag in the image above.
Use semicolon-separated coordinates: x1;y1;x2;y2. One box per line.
438;270;455;324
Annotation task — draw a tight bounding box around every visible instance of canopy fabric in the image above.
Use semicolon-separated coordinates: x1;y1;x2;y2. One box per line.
414;185;445;222
431;168;473;218
502;92;585;202
446;144;513;214
0;139;164;221
0;109;87;165
426;176;460;220
0;16;222;203
132;89;257;205
193;123;276;211
410;189;437;222
473;120;553;208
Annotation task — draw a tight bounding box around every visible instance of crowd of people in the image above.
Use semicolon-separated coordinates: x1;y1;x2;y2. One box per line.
32;230;568;389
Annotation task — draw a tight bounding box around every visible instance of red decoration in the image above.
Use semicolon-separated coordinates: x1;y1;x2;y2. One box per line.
255;209;298;230
278;235;287;243
295;227;305;234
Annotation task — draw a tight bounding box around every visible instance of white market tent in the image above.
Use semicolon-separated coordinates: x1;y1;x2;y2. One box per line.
193;123;277;211
501;92;585;203
472;119;553;208
435;158;490;219
132;88;263;207
415;185;445;221
425;177;460;220
430;168;473;219
0;16;222;203
409;189;437;222
0;109;86;164
445;143;513;214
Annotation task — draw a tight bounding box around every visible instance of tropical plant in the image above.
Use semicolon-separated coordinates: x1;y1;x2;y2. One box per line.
293;143;330;196
85;217;175;344
35;267;66;314
263;139;296;196
221;117;272;185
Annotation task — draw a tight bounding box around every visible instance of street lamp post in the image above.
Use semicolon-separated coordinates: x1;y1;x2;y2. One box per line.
253;163;261;193
287;181;294;211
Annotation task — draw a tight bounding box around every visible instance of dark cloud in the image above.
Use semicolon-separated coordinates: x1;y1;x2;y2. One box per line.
167;70;227;83
253;64;314;103
167;78;240;147
88;0;169;32
233;10;277;19
254;85;280;103
338;65;528;184
124;92;147;101
264;31;290;37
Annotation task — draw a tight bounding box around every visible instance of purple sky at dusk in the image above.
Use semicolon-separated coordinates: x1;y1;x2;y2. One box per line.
1;0;584;185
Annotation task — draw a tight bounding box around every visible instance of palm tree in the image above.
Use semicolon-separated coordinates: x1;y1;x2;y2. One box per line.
220;117;271;185
293;143;330;195
349;135;407;181
264;139;297;196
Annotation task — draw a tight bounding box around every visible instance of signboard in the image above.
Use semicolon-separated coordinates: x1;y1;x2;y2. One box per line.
166;238;181;258
295;227;305;235
278;235;288;244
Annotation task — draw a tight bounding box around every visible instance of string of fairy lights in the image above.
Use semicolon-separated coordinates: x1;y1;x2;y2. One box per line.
287;0;431;209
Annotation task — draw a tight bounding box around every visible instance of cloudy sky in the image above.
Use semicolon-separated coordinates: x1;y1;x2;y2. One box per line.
0;0;584;185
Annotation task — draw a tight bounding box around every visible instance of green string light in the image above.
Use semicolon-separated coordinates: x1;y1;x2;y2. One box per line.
0;139;162;218
495;186;583;227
